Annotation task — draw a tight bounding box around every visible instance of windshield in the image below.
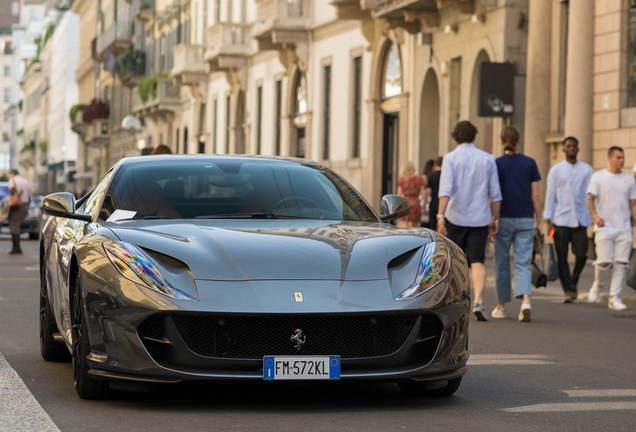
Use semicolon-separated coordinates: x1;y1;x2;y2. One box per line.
99;159;378;222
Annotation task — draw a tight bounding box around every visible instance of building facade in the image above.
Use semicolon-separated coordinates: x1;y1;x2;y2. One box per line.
0;34;13;172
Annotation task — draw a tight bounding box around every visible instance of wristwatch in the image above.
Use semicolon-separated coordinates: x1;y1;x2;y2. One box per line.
436;214;445;220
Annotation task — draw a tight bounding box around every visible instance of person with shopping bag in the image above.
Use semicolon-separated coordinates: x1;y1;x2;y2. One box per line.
543;137;594;303
491;126;542;322
586;146;636;311
8;169;31;255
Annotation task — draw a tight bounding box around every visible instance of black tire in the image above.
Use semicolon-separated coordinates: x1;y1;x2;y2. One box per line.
72;271;111;400
398;377;463;397
39;279;71;362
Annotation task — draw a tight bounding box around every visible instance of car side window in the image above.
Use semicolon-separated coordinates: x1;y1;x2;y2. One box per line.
84;171;114;221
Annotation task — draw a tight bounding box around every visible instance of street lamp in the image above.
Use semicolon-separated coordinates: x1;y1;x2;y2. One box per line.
121;115;144;152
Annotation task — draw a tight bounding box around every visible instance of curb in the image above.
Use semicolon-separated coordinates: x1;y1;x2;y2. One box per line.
578;292;636;309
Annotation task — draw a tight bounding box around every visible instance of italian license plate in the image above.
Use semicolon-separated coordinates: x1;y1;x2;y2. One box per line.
263;356;340;380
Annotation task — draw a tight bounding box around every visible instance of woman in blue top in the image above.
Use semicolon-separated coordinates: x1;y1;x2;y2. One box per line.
492;126;542;322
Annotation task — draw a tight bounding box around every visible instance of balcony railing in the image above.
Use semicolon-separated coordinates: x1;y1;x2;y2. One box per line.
84;119;110;147
91;37;100;61
132;0;153;22
253;0;312;39
117;49;146;87
132;77;181;117
204;22;250;67
171;44;206;86
97;19;133;57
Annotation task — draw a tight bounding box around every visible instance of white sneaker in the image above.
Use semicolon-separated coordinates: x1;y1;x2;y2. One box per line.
608;296;628;311
491;306;506;319
588;283;601;303
518;302;531;322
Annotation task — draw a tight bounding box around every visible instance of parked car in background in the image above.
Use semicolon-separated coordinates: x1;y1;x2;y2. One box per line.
0;181;41;239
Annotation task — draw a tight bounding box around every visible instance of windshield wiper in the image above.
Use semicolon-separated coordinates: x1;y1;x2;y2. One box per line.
195;213;297;219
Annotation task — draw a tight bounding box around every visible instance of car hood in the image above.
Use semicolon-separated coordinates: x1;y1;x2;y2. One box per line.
106;220;433;282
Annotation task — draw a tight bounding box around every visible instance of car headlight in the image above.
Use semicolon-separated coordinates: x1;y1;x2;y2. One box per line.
395;242;451;300
103;241;197;301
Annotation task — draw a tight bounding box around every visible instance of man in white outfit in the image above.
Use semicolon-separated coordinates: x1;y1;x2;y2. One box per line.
543;137;594;303
587;146;636;310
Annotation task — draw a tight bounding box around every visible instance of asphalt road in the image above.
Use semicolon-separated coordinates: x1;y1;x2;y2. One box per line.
1;237;635;432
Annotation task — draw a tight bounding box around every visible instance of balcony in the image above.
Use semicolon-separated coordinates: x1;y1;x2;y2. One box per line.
368;0;474;30
253;0;311;45
84;119;110;147
171;44;206;87
132;76;181;119
91;37;100;61
331;0;379;20
96;19;133;58
204;23;250;72
117;49;146;87
18;147;36;170
132;0;153;22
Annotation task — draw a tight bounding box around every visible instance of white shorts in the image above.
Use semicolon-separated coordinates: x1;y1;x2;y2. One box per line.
593;230;632;265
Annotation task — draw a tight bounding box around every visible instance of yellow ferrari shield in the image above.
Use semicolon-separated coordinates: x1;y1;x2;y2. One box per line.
294;292;303;302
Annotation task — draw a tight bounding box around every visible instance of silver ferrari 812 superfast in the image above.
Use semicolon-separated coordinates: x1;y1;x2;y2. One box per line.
39;156;470;399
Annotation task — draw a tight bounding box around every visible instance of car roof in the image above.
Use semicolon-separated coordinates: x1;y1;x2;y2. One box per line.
116;155;323;168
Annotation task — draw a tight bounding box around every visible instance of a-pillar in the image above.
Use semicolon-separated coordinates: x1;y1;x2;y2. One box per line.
564;0;594;165
524;0;552;195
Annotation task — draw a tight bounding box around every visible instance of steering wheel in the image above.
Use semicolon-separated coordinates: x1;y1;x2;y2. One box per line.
270;196;321;214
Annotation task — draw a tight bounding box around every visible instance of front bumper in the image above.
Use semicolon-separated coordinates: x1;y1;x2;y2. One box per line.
83;301;470;385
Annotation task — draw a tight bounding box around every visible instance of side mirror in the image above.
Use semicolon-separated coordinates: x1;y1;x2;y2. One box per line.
43;192;92;222
379;195;410;222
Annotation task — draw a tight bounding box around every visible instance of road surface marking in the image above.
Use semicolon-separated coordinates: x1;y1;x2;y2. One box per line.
502;402;636;413
562;389;636;398
0;278;39;281
468;354;555;365
0;351;60;431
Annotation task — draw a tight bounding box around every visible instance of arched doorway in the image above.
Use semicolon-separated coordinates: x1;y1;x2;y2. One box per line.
292;71;308;158
469;50;494;153
381;42;402;196
419;68;440;172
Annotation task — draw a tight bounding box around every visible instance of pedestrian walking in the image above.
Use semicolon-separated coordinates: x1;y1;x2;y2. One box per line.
587;146;636;311
425;156;442;230
397;162;425;228
437;121;502;321
543;137;594;303
8;169;31;255
491;126;542;322
419;160;434;226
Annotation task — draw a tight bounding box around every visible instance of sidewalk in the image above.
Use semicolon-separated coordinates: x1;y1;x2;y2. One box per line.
484;258;636;308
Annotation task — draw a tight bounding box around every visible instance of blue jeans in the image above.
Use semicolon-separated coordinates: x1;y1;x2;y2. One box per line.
494;218;535;303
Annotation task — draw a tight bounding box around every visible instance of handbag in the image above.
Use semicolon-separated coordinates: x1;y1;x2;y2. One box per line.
531;235;547;289
9;188;21;210
627;248;636;290
544;242;559;282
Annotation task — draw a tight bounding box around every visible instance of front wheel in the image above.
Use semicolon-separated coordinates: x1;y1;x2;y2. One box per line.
72;271;110;400
398;377;463;397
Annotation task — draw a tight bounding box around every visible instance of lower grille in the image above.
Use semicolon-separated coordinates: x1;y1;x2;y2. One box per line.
171;314;417;359
137;313;444;366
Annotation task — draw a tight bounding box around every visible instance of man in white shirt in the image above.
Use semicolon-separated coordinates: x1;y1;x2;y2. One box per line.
438;121;502;321
543;137;594;303
587;146;636;311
